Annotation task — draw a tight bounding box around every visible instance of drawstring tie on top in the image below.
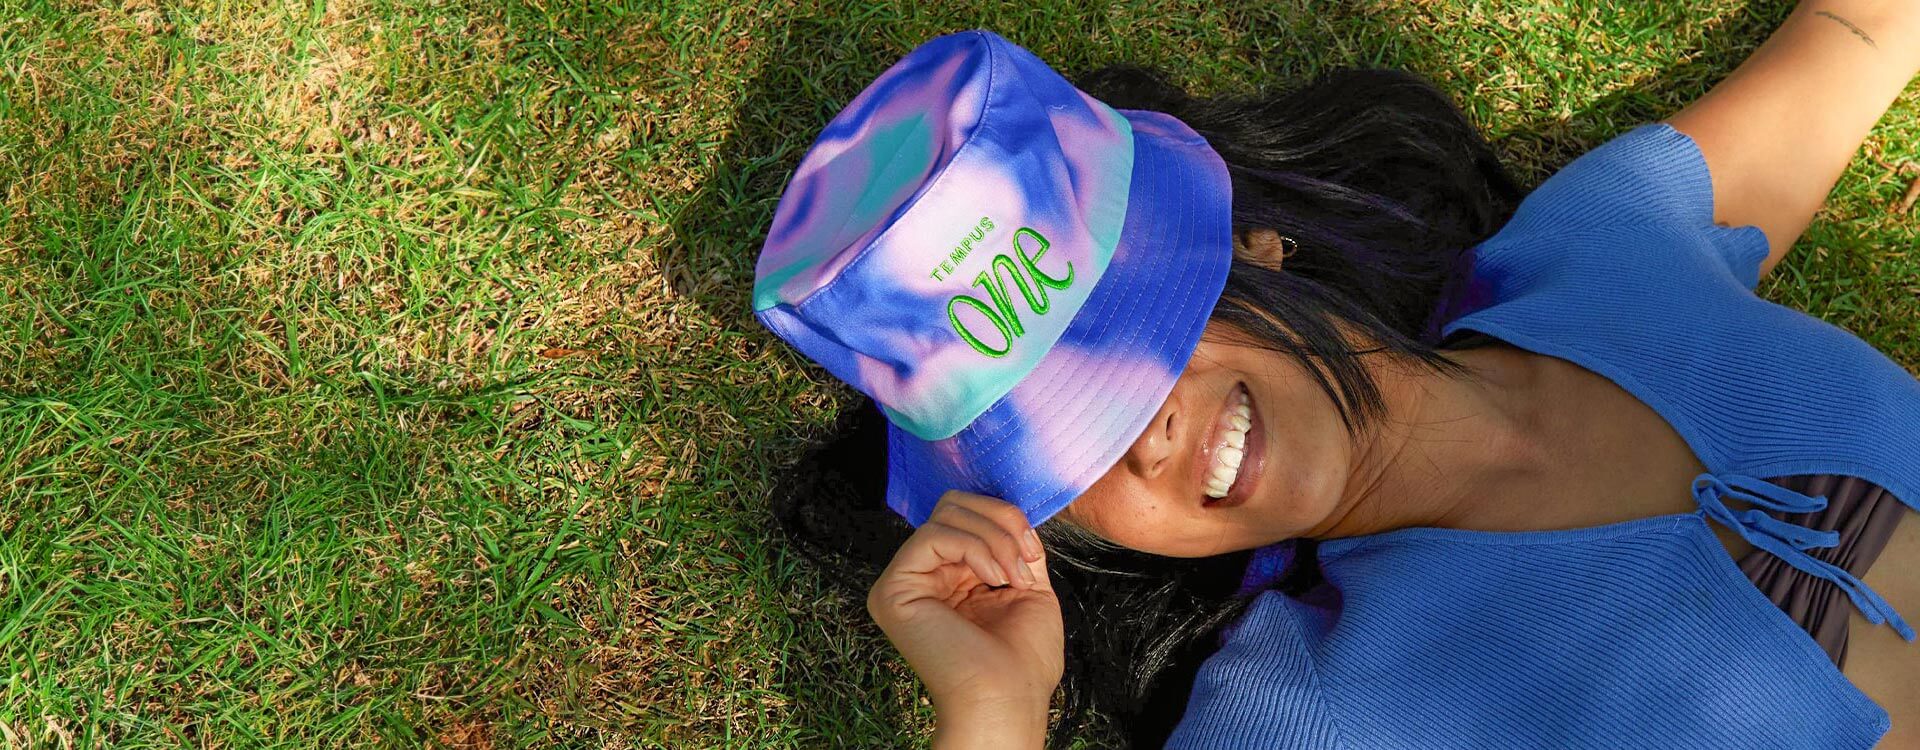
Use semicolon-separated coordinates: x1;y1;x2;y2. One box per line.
1692;472;1915;642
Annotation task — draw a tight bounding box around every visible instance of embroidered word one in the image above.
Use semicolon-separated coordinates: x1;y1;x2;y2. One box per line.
945;227;1075;358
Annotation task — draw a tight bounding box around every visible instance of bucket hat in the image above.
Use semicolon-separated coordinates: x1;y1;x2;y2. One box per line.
752;29;1232;526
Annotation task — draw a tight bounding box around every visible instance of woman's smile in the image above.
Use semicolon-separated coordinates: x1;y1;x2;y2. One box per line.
1198;382;1264;510
1057;326;1366;559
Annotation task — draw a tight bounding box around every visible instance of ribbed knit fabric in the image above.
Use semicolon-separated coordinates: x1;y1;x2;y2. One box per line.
1167;123;1920;749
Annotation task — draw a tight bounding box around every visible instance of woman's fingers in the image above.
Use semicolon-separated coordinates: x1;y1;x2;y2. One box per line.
943;492;1043;560
878;491;1050;599
935;491;1051;590
864;491;1068;723
886;521;1016;590
930;503;1038;588
1018;525;1053;593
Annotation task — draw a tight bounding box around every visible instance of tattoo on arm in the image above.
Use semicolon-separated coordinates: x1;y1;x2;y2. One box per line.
1815;10;1878;49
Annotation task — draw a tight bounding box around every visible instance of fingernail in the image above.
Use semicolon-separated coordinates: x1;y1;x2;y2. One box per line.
993;565;1012;586
1017;560;1036;586
1023;528;1042;559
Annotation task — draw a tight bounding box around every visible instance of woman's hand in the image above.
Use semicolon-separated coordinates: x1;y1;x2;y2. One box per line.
867;491;1064;749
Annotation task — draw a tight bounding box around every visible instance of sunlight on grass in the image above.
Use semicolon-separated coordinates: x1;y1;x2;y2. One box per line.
0;0;1913;746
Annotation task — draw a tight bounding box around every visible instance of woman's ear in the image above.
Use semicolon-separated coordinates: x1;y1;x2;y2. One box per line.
1233;228;1295;269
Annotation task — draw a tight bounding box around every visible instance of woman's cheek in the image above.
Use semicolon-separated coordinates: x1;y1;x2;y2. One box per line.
1106;505;1181;554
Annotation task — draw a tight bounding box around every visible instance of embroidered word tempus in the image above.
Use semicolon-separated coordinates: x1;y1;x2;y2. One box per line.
929;216;996;282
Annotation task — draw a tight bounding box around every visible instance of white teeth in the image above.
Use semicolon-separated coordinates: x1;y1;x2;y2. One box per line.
1204;389;1255;500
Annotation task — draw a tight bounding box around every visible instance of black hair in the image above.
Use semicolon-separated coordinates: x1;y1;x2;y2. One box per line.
771;65;1522;748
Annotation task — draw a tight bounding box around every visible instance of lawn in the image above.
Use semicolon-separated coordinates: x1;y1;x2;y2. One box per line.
1;0;1915;747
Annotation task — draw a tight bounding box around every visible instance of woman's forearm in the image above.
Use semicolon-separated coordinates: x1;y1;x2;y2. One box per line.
1665;0;1920;277
1808;0;1920;70
930;696;1050;750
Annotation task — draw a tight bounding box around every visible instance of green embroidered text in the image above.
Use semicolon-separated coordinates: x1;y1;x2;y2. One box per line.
945;227;1075;358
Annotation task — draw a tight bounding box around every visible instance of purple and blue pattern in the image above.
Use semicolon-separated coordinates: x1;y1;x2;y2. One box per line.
753;30;1233;526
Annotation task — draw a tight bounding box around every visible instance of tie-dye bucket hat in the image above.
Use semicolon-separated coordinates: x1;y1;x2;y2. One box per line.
752;29;1232;527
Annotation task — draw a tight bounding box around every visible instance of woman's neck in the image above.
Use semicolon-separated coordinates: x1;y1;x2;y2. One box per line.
1299;343;1576;540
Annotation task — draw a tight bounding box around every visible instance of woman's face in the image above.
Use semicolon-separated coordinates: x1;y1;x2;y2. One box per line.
1053;322;1360;558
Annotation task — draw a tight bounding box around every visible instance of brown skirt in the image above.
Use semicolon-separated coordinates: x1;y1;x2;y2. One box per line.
1740;474;1910;669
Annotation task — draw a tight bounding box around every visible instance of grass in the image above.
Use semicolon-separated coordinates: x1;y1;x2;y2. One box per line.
1;0;1914;746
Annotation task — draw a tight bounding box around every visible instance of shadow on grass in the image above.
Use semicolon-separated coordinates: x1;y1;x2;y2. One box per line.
657;0;1791;742
1493;0;1795;185
656;13;941;744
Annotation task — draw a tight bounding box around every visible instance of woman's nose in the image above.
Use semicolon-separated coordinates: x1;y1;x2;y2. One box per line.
1124;402;1179;479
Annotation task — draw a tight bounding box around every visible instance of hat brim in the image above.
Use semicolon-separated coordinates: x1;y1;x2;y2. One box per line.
883;108;1234;527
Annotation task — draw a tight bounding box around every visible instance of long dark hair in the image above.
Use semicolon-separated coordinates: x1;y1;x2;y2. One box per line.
771;65;1523;747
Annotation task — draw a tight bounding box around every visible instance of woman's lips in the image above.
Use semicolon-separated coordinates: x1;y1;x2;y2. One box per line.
1218;392;1265;509
1199;383;1264;509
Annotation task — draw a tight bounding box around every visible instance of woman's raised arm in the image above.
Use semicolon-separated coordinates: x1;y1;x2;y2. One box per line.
1664;0;1920;280
867;491;1063;750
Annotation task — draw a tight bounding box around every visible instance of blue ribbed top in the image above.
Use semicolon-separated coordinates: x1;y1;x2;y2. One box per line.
1168;123;1920;749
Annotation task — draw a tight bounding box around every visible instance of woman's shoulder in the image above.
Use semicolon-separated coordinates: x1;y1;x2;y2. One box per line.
1467;123;1771;295
1434;136;1920;497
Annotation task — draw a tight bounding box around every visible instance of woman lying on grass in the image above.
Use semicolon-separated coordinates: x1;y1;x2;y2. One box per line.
754;3;1920;747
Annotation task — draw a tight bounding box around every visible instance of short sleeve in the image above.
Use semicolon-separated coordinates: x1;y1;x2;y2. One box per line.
1166;593;1345;749
1480;123;1771;291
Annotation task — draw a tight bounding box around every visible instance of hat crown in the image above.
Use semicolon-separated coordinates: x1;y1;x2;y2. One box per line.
753;30;1135;440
